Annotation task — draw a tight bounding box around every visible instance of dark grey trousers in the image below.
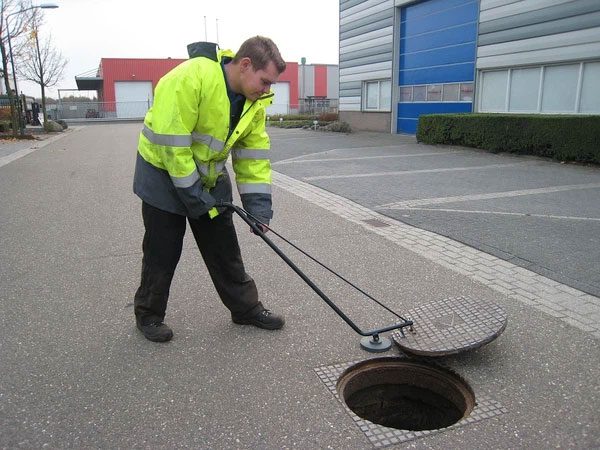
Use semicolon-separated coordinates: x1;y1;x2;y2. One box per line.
134;202;263;326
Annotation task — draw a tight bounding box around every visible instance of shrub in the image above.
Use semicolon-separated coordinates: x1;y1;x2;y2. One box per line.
267;114;313;122
0;108;12;121
0;121;11;132
56;119;68;130
318;112;338;122
417;114;600;164
320;121;351;133
268;120;312;129
44;119;64;132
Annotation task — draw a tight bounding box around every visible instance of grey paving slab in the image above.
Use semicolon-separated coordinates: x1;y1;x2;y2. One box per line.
0;124;598;449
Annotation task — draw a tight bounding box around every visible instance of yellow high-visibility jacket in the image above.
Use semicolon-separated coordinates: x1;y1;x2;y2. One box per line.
133;42;273;223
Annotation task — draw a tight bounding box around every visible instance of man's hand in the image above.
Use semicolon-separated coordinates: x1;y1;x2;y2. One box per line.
250;223;269;235
198;191;217;217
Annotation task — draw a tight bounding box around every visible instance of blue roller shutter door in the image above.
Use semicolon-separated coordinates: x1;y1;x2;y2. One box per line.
397;0;478;134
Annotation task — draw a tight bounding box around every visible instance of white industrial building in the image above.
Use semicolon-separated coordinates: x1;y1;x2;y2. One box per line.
339;0;600;133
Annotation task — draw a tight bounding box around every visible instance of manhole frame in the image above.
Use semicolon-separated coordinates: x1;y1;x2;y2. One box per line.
336;357;476;432
315;356;507;448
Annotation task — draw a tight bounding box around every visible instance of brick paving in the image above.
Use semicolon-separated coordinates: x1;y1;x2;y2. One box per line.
273;171;600;340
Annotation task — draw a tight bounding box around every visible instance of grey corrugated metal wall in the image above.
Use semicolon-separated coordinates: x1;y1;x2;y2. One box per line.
477;0;600;68
339;0;394;112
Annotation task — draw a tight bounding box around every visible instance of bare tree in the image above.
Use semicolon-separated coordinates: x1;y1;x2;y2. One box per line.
0;0;35;134
17;17;67;126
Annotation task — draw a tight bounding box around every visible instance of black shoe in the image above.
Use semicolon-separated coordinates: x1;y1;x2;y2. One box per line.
137;321;173;342
232;309;285;330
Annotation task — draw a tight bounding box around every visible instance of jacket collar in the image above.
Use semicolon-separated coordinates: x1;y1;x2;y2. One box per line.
187;41;234;63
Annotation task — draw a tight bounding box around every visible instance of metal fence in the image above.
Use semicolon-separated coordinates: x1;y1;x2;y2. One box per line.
50;98;339;122
267;98;339;116
299;98;339;115
52;101;153;121
0;96;18;120
0;95;28;129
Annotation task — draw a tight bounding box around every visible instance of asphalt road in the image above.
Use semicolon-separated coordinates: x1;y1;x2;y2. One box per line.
269;128;600;298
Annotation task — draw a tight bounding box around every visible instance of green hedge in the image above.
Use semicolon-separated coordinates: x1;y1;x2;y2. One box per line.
416;114;600;164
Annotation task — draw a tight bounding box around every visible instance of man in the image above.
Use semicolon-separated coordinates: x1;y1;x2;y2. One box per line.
133;36;286;342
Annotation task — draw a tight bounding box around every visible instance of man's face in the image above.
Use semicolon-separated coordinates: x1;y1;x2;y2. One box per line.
239;58;280;101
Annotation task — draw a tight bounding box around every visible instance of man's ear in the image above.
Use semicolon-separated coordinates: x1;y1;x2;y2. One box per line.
239;57;252;72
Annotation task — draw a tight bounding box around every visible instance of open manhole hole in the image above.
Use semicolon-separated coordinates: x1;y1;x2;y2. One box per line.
337;358;475;431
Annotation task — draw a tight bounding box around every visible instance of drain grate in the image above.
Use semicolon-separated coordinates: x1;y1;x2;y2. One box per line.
315;358;507;448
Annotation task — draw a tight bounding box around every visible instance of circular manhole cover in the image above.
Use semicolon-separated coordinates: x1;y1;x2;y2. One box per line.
337;357;475;431
392;296;507;357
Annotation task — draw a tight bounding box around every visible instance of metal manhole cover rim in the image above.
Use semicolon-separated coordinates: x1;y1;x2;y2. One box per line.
392;296;508;357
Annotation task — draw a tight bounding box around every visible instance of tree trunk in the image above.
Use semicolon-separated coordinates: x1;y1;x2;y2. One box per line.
40;83;46;124
0;39;20;135
32;27;48;125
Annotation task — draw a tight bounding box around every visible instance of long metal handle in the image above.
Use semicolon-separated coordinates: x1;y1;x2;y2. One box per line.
221;202;413;337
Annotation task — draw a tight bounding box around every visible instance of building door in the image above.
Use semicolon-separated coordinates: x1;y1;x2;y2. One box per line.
267;81;290;115
114;81;153;118
396;0;478;133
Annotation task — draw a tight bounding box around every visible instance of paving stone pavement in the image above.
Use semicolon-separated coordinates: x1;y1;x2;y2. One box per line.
272;171;600;340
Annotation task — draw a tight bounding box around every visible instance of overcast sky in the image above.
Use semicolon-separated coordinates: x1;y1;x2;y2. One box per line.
18;0;340;99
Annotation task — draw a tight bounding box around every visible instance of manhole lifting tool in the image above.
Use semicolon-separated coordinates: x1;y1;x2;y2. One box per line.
222;202;414;353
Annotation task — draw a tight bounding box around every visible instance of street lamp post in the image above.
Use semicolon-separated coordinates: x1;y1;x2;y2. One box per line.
5;3;59;135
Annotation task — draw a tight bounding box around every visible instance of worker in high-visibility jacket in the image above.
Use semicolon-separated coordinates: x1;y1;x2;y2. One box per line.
132;36;287;342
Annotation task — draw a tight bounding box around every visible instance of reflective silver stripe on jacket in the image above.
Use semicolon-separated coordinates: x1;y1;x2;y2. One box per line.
231;149;270;160
170;170;200;188
142;125;192;147
196;160;226;176
192;132;225;152
142;126;224;152
237;183;271;194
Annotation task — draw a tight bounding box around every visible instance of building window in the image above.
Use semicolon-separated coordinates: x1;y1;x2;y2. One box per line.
478;61;600;114
400;86;413;102
413;85;426;101
509;67;540;112
580;61;600;113
541;64;579;112
399;82;473;103
427;84;442;102
363;79;391;111
481;70;508;111
459;83;474;101
442;84;459;102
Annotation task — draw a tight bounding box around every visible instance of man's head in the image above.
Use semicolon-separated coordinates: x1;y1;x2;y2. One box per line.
227;36;286;101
